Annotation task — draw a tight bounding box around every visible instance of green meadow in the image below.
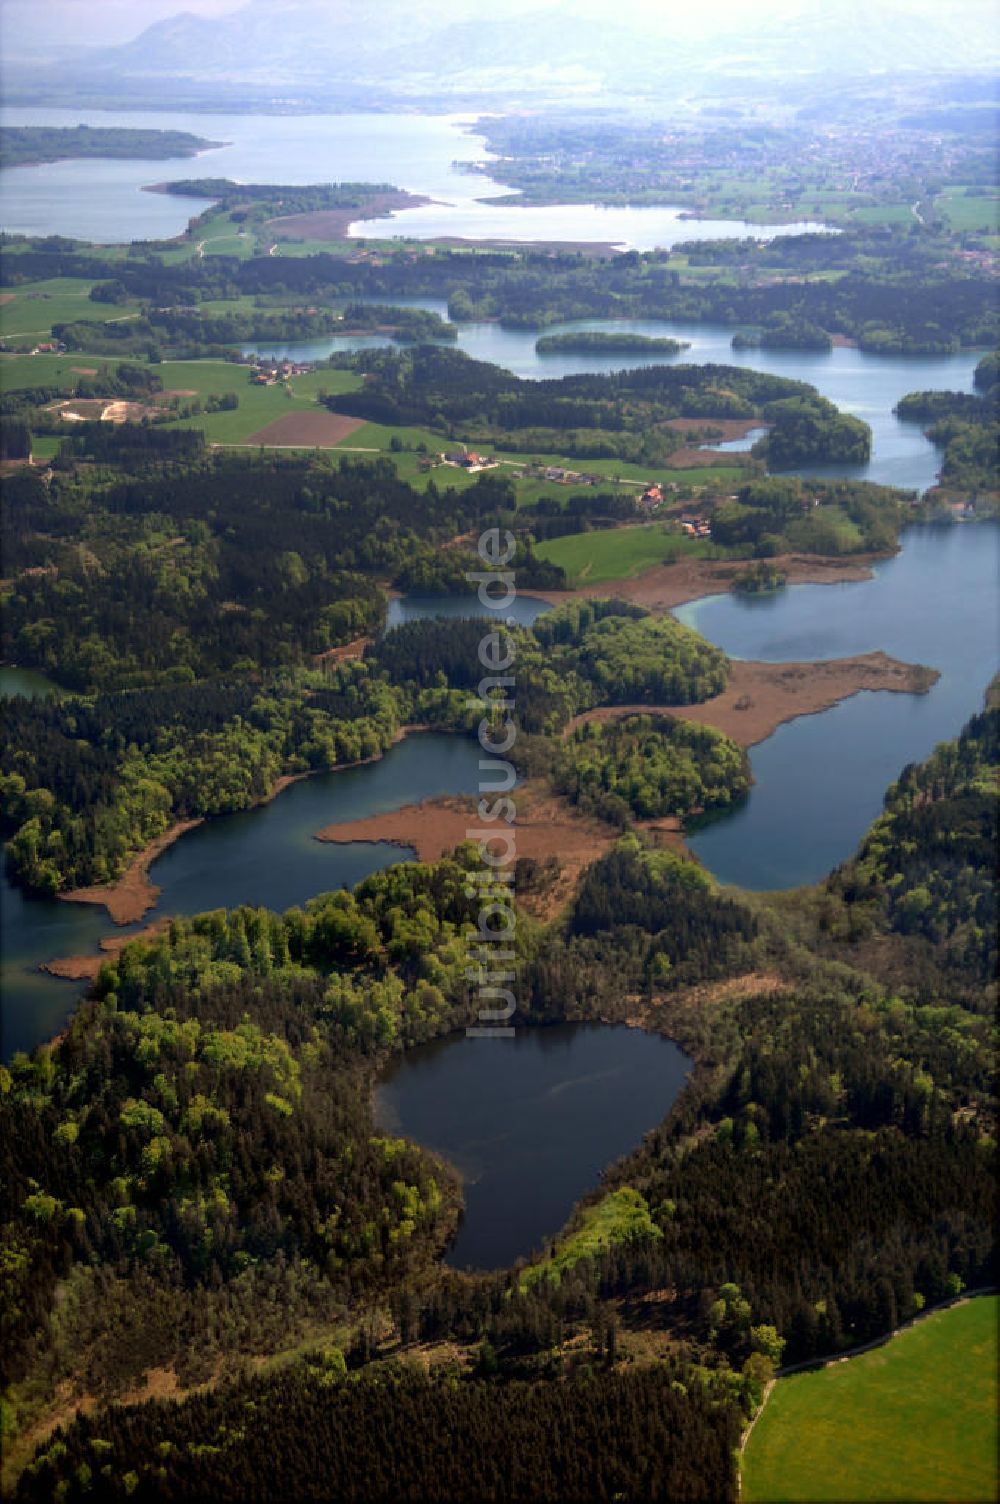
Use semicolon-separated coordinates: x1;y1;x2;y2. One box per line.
0;278;134;340
534;519;733;585
742;1295;999;1504
933;189;1000;233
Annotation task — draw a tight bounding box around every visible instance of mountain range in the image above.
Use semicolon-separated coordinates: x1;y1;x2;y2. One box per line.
4;0;998;109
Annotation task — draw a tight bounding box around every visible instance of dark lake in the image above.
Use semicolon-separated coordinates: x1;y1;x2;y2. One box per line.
385;592;551;630
677;521;1000;888
0;666;61;698
376;1023;690;1270
1;731;483;1060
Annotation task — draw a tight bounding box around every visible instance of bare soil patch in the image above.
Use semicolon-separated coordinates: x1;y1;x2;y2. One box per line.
243;410;365;447
0;292;15;306
59;819;203;925
660;416;761;442
70;366;98;375
50;397;158;424
315;779;664;920
530;550;886;612
565;652;938;749
266;191;432;241
314;633;372;666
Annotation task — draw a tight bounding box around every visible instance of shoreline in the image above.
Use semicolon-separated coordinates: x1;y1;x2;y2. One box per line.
313;653;938;897
422;235;623;257
41;917;173;983
267;191;435;242
529;549;888;612
563;652;940;749
51;724;429;930
58;819;203;926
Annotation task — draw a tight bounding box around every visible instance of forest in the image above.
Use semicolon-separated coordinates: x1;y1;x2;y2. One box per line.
0;126;218;169
323;346;869;466
708;475;904;555
4;696;994;1499
894;353;1000;499
1;593;729;895
1;192;997;1500
731;315;832;352
551;714;751;822
3;228;994;353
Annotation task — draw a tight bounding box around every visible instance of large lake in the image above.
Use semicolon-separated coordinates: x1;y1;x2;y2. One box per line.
377;1023;690;1270
0;107;827;249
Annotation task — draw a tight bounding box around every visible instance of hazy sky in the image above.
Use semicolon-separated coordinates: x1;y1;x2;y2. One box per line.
2;0;996;49
1;0;241;48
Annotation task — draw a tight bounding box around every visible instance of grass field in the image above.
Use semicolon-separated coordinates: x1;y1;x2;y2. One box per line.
159;361;361;443
534;520;732;585
0;352;120;391
0;347;744;505
742;1295;999;1504
0;278;128;339
933;190;1000;233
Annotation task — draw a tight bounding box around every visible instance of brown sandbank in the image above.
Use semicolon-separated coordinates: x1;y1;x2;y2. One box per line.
665;447;749;469
659;417;762;442
41;918;172;982
59;820;203;926
315;779;685;920
564;652;939;749
530;550;887;612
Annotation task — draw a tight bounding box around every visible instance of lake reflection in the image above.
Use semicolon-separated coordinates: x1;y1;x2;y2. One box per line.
377;1023;690;1270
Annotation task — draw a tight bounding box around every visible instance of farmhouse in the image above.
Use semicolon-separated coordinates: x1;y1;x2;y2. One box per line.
442;450;499;472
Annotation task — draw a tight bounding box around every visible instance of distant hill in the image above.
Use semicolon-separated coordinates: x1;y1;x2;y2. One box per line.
4;0;999;109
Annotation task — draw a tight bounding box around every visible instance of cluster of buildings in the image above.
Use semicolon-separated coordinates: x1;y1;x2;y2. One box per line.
248;359;314;385
679;514;712;538
638;482;712;536
539;464;603;485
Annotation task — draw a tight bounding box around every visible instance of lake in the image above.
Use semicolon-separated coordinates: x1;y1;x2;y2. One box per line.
677;521;1000;889
0;107;828;249
0;666;61;698
377;1023;690;1270
242;313;980;494
0;729;483;1060
385;593;550;630
1;587;546;1062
